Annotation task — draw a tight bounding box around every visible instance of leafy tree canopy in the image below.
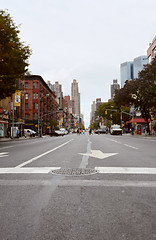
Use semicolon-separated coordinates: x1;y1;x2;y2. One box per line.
0;9;32;100
114;58;156;134
98;101;130;126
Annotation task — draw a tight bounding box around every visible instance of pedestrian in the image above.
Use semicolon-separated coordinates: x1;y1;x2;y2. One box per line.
17;129;19;138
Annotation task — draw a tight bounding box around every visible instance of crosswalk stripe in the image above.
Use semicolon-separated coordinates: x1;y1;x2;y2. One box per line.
95;167;156;174
0;167;60;174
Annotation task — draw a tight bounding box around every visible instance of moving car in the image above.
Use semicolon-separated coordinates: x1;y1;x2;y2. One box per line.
95;126;107;134
24;129;36;137
110;125;122;135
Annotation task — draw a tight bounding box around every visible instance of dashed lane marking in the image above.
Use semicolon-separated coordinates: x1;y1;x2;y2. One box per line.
124;144;139;150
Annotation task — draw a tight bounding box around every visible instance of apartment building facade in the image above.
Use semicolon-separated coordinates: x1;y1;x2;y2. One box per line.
24;75;59;134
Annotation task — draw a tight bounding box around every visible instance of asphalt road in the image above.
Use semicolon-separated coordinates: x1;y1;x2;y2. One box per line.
0;133;156;240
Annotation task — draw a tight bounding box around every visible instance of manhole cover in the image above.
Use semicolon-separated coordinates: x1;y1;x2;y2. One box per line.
51;168;98;176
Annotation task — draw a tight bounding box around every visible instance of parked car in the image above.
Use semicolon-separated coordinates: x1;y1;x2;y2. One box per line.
53;128;68;136
110;125;122;135
24;129;36;137
59;128;68;135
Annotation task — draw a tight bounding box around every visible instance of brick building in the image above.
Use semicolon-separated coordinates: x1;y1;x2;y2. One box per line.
24;75;59;134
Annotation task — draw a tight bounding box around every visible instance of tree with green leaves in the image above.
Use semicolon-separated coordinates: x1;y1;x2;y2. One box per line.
0;9;32;100
114;58;156;134
98;101;130;127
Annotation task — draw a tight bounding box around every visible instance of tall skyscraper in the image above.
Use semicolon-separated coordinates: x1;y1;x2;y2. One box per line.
110;79;120;100
120;61;133;88
71;79;80;117
133;56;148;78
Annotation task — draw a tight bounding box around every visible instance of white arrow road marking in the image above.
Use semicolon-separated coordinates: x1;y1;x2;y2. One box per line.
95;167;156;174
79;150;118;159
0;152;9;157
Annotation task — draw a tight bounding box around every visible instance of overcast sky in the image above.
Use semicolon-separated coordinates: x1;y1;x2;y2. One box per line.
1;0;156;127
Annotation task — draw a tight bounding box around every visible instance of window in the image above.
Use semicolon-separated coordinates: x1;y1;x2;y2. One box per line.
36;93;38;99
25;103;28;109
33;103;35;110
33;93;35;99
37;82;39;89
25;93;28;99
36;103;38;110
25;82;28;89
33;82;35;89
33;113;35;120
25;114;29;120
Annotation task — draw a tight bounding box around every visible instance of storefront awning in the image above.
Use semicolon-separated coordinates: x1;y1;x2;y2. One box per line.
0;120;9;124
128;118;147;124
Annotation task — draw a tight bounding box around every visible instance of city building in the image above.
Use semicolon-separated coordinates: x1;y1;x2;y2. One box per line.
47;81;63;108
71;79;81;118
24;75;59;134
90;101;96;125
133;56;148;78
147;36;156;63
90;98;103;126
120;61;133;87
0;98;10;137
110;79;120;100
96;98;102;111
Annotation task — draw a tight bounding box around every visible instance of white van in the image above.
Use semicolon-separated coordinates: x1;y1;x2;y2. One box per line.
24;129;36;137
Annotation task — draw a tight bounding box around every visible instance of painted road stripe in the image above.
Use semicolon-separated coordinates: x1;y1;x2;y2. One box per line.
0;152;9;157
0;167;60;174
15;139;74;168
111;139;121;144
124;144;138;150
0;146;14;150
95;167;156;174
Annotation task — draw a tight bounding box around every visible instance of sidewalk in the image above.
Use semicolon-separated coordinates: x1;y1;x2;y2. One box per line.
123;133;156;139
0;136;39;142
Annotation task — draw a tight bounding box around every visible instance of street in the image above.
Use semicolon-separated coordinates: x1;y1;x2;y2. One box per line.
0;133;156;240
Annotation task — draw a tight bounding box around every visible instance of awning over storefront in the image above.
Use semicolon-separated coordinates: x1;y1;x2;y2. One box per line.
0;120;9;124
128;118;147;124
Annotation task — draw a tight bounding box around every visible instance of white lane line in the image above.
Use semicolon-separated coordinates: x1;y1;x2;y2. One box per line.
124;144;138;150
0;146;14;150
15;139;74;168
0;167;60;174
0;152;9;157
95;167;156;174
110;139;121;144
